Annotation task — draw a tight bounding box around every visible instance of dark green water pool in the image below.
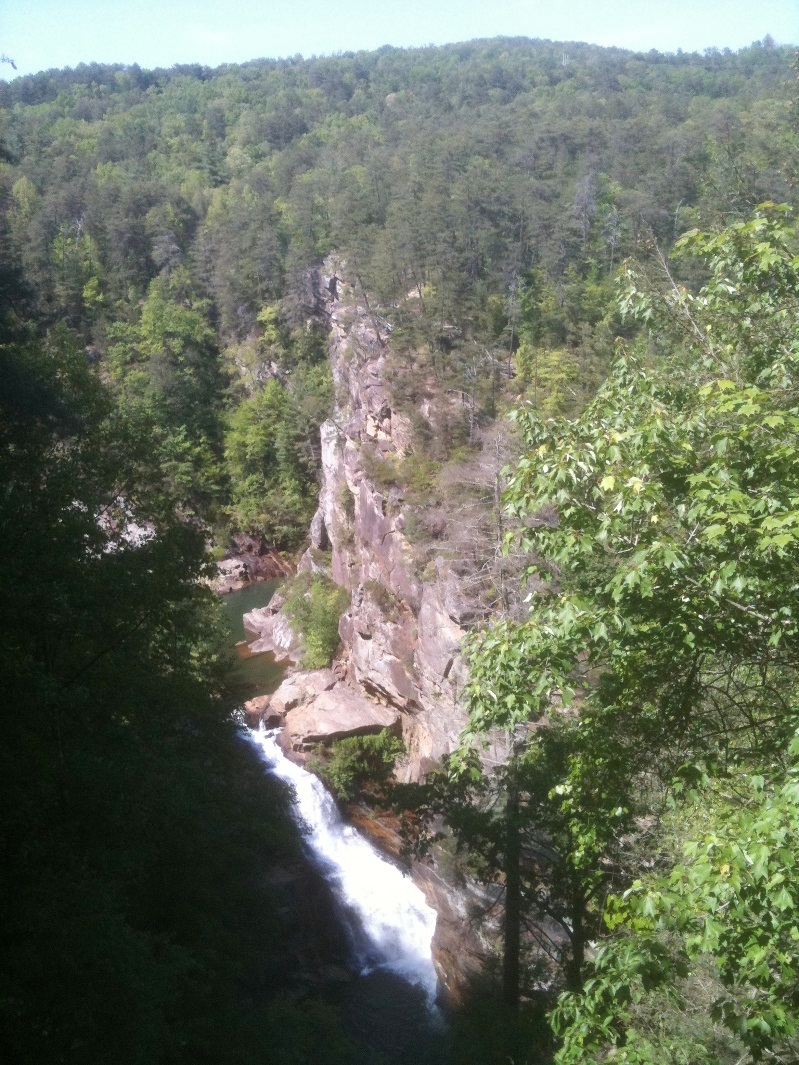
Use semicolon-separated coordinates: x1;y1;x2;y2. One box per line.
220;581;287;700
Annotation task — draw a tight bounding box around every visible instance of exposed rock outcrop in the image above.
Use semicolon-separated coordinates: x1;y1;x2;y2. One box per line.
238;264;470;777
294;266;469;781
259;264;498;1002
213;534;292;594
243;594;302;662
245;669;401;752
281;679;400;752
242;694;283;730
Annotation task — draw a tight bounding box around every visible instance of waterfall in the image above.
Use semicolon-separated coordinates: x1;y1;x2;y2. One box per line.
247;727;439;1007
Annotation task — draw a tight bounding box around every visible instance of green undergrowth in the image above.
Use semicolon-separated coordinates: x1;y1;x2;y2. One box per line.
359;446;441;505
282;572;349;669
364;578;402;620
310;732;405;801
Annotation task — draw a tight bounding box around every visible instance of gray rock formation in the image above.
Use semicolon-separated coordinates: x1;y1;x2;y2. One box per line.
243;595;302;662
213;534;292;594
292;266;469;780
244;668;401;752
281;679;400;751
259;265;506;1001
242;693;284;729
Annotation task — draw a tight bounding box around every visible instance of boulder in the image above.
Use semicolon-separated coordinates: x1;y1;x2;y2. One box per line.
270;669;336;718
243;694;283;729
242;603;274;634
213;557;250;594
245;611;302;663
280;681;399;751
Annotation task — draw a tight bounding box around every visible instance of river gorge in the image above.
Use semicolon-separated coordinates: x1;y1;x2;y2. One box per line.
219;581;449;1061
215;267;500;1038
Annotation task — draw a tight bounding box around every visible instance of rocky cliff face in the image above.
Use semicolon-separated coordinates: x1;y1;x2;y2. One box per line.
241;265;501;1001
241;270;471;776
294;268;472;781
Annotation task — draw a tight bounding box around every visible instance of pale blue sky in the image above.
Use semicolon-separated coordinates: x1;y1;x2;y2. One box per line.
2;0;797;78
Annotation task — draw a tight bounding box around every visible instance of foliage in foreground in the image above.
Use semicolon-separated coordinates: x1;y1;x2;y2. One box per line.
461;205;799;1062
0;262;365;1062
553;753;799;1063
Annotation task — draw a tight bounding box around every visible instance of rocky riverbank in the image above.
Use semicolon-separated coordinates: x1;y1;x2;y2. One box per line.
344;803;497;1009
230;262;507;1005
213;533;293;595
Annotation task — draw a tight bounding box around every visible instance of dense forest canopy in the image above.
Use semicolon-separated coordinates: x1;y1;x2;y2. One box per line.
1;36;795;550
2;34;798;1065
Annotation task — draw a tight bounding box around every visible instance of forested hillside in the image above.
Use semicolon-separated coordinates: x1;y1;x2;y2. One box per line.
1;37;795;549
1;35;798;1065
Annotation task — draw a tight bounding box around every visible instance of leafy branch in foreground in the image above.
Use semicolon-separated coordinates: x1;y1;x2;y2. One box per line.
460;204;799;1061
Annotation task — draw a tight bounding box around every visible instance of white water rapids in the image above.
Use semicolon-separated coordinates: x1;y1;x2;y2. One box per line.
247;726;439;1007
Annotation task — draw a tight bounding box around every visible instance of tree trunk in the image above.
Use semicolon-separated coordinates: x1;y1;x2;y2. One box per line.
565;890;587;993
503;781;521;1012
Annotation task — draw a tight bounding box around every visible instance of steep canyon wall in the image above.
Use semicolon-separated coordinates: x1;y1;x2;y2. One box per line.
247;265;475;782
243;266;499;998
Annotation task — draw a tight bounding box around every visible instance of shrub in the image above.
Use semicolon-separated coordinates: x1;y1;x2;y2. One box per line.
311;732;405;800
360;447;440;503
398;455;439;501
359;446;401;491
339;482;356;521
364;578;401;619
282;572;349;669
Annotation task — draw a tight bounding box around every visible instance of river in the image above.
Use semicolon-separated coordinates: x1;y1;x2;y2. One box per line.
220;579;286;698
223;583;447;1062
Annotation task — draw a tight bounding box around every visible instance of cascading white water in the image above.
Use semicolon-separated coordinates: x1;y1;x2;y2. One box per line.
247;726;439;1006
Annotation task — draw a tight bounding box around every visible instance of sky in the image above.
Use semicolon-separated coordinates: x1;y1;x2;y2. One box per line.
1;0;797;79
